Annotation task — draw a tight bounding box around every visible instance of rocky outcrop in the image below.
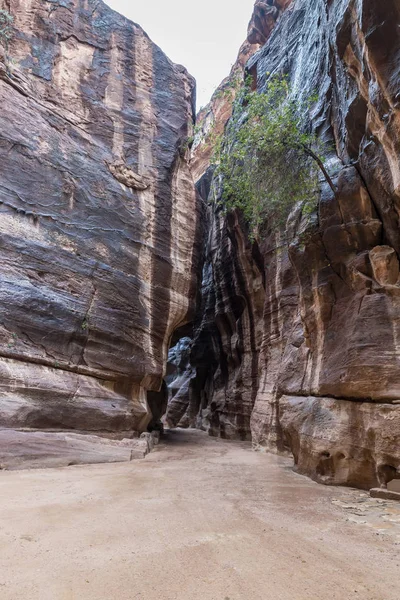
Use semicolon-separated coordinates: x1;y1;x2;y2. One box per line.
0;0;203;467
279;396;400;489
247;0;279;46
178;0;400;490
1;0;399;488
0;428;160;470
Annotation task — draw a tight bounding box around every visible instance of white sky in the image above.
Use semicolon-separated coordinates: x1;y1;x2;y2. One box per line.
105;0;255;109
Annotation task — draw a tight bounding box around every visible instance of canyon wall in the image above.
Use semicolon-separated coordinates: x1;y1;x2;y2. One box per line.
1;0;399;486
171;0;400;490
0;0;203;467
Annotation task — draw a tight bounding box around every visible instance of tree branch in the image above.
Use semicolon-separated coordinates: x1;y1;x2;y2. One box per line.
302;144;338;197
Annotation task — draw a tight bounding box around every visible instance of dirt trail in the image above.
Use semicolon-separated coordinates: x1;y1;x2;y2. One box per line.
0;428;399;600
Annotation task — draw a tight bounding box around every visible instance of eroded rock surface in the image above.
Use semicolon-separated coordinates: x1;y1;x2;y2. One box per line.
178;0;400;489
1;0;399;486
0;0;203;467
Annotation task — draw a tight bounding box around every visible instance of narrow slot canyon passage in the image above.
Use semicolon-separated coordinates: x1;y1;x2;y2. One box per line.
1;0;400;597
0;428;398;600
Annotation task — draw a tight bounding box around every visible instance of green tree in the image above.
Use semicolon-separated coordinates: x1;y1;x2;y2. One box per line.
213;75;332;238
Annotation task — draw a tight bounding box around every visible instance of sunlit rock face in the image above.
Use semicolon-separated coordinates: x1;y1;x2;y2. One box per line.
0;0;203;467
183;0;400;488
247;0;279;45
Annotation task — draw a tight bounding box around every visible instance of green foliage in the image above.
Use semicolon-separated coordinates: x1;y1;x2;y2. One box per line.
193;123;202;137
0;9;13;50
189;122;203;144
213;74;323;238
213;75;242;102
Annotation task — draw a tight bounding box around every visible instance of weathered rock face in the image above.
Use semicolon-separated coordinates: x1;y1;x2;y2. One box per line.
180;0;400;489
247;0;279;46
0;0;203;467
279;396;400;489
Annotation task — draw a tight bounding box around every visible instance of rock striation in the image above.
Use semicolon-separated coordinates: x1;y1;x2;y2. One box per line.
179;0;400;490
0;0;203;467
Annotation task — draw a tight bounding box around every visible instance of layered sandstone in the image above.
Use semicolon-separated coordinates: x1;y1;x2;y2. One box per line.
174;0;400;490
0;0;203;467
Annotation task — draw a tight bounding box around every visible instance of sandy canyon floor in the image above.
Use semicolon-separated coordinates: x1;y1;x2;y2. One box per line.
0;429;399;600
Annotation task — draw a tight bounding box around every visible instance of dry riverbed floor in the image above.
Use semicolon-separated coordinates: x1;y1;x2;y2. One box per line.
0;428;399;600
